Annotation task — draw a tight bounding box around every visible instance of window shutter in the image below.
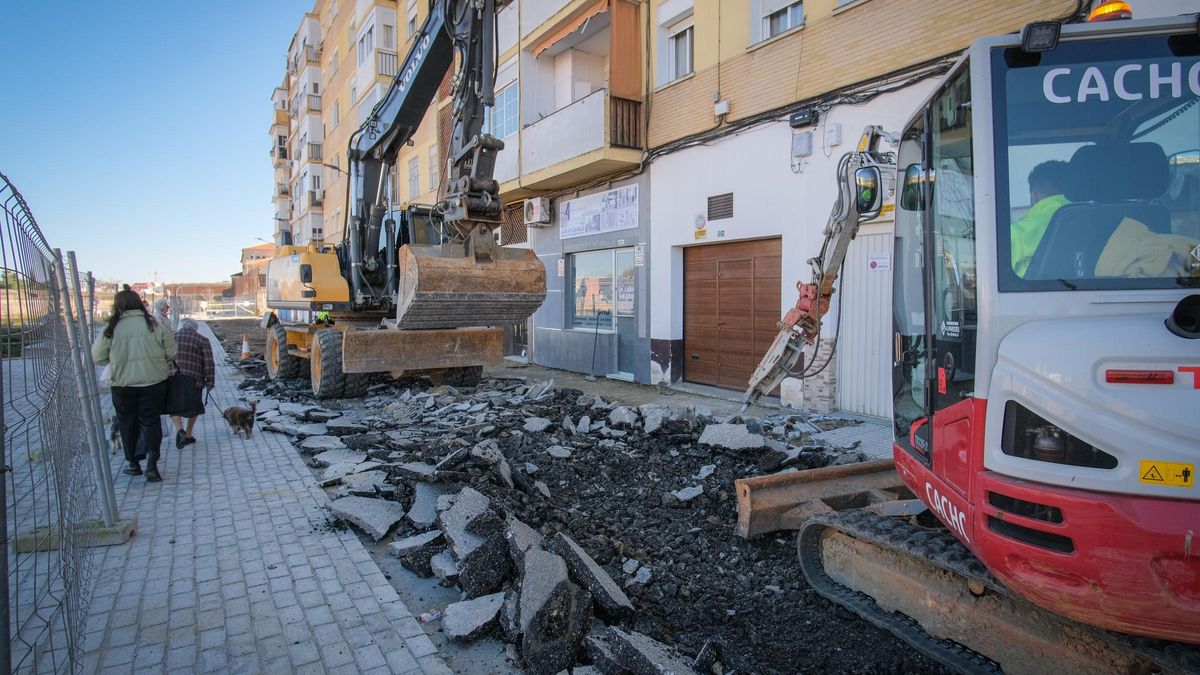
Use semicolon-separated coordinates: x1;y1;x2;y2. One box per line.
707;193;733;220
762;0;794;15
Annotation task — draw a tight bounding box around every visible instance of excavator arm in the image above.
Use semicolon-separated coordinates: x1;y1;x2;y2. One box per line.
334;0;544;328
742;126;897;409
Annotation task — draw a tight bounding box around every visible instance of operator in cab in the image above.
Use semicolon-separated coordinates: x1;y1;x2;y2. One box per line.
1011;160;1070;277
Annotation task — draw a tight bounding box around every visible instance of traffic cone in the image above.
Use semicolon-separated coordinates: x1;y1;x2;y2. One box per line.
241;335;251;361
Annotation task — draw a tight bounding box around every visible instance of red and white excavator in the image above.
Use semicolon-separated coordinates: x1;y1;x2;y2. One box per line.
739;3;1200;672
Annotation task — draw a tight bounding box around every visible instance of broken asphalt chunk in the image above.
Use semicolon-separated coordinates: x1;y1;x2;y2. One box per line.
407;481;448;530
517;549;593;675
549;532;634;618
603;626;696;675
389;530;445;577
329;496;406;541
442;592;506;642
698;423;765;451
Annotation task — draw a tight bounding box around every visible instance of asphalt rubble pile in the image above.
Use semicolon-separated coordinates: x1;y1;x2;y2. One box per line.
239;372;939;674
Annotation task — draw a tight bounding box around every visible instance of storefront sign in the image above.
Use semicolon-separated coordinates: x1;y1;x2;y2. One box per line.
559;185;639;239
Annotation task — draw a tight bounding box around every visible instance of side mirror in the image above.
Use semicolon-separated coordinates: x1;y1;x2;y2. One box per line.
899;163;925;211
855;166;882;215
299;264;313;284
1168;149;1200;167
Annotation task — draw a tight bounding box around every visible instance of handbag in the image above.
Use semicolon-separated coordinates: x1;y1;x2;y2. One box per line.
99;364;113;386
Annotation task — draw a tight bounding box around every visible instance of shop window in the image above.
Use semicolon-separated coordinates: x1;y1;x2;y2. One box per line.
571;248;636;329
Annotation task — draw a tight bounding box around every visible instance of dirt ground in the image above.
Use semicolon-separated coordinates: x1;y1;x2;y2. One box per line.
209;319;942;674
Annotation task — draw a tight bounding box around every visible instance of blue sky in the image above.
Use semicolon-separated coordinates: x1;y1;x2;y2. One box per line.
0;1;311;283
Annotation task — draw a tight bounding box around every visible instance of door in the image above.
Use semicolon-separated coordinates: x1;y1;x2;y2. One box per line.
614;249;637;375
837;227;895;418
683;239;781;389
892;65;978;499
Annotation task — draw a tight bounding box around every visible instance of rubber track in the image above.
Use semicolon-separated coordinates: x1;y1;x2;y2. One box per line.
798;509;1200;675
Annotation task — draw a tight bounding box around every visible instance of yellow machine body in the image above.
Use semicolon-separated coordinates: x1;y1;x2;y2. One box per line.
265;245;350;311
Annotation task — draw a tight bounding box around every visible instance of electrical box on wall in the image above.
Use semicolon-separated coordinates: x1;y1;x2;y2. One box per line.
714;100;730;116
825;122;842;147
790;109;818;128
524;198;551;226
791;130;813;158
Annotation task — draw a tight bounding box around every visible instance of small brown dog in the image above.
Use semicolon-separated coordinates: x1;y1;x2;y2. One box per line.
223;401;257;439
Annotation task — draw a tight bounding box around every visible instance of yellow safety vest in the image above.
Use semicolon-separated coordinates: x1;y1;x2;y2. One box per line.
1011;194;1069;277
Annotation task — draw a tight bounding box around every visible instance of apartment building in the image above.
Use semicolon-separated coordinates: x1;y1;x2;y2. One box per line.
491;0;651;378
640;0;1095;414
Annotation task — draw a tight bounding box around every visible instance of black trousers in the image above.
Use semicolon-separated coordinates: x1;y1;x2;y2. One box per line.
111;381;166;465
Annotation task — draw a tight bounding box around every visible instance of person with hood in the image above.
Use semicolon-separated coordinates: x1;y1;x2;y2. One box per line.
92;285;177;482
151;297;172;332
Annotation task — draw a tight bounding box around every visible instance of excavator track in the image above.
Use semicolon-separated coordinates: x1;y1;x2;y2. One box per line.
798;509;1200;675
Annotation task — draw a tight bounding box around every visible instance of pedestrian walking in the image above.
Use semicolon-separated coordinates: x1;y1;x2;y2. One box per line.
92;285;177;482
170;317;215;448
151;297;172;331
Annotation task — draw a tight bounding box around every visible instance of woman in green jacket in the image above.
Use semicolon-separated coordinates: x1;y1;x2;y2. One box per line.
92;286;178;482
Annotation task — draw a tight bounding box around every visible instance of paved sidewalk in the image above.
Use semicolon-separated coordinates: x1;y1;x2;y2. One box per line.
81;323;447;674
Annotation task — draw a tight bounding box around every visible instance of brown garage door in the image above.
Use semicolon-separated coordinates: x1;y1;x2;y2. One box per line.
683;238;781;390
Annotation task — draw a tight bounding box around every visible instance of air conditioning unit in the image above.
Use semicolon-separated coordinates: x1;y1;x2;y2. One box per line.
523;197;551;226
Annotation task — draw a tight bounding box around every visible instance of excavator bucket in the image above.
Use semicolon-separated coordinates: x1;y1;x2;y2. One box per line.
395;245;547;329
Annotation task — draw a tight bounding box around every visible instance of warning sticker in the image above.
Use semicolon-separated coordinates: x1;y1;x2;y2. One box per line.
1139;460;1194;488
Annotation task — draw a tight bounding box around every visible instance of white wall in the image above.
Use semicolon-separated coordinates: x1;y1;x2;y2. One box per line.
522;88;606;174
647;79;941;400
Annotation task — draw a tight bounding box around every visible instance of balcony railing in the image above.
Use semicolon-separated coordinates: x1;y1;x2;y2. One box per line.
308;190;324;207
307;143;323;162
270;146;289;161
377;50;398;78
276;183;289;196
305;45;321;63
520;89;642;175
610;96;642;149
307;94;322;112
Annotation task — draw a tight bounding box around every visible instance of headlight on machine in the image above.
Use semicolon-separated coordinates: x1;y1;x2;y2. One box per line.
1001;401;1118;470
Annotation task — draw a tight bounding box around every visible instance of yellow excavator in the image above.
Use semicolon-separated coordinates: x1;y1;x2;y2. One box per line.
263;0;544;398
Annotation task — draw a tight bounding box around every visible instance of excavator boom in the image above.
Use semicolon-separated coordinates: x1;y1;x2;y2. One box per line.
742;126;896;409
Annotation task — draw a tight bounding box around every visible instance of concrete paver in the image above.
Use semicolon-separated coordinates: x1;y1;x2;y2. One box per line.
80;321;445;673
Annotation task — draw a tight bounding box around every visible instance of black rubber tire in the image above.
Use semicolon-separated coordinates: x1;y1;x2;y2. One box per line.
266;323;304;380
342;372;370;398
442;365;483;388
310;329;346;399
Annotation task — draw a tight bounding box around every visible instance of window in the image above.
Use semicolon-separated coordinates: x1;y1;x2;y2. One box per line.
330;48;339;74
484;82;519;139
332;101;340;125
428;145;439;191
408;156;420;198
358;25;374;65
311;82;319;94
382;24;394;50
571;248;636;329
993;37;1200;291
666;19;693;82
350;83;357;103
407;0;418;37
311;174;322;191
763;0;803;39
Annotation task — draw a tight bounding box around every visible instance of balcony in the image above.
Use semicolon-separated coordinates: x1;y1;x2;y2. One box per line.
274;108;288;125
306;94;322;112
276;183;289;196
504;89;642;194
305;44;321;63
270;146;289;167
308;190;324;207
377;50;397;78
307;143;323;162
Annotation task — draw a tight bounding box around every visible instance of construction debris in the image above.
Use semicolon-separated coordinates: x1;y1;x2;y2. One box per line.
238;365;909;674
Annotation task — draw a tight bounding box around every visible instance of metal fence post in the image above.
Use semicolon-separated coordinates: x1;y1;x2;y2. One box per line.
52;251;116;527
86;272;96;337
66;252;119;525
0;329;11;675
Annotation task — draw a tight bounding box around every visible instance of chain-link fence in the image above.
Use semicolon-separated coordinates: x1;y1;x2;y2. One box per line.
1;171;116;673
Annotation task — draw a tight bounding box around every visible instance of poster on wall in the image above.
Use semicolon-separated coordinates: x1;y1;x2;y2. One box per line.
614;279;635;315
559;185;639;239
